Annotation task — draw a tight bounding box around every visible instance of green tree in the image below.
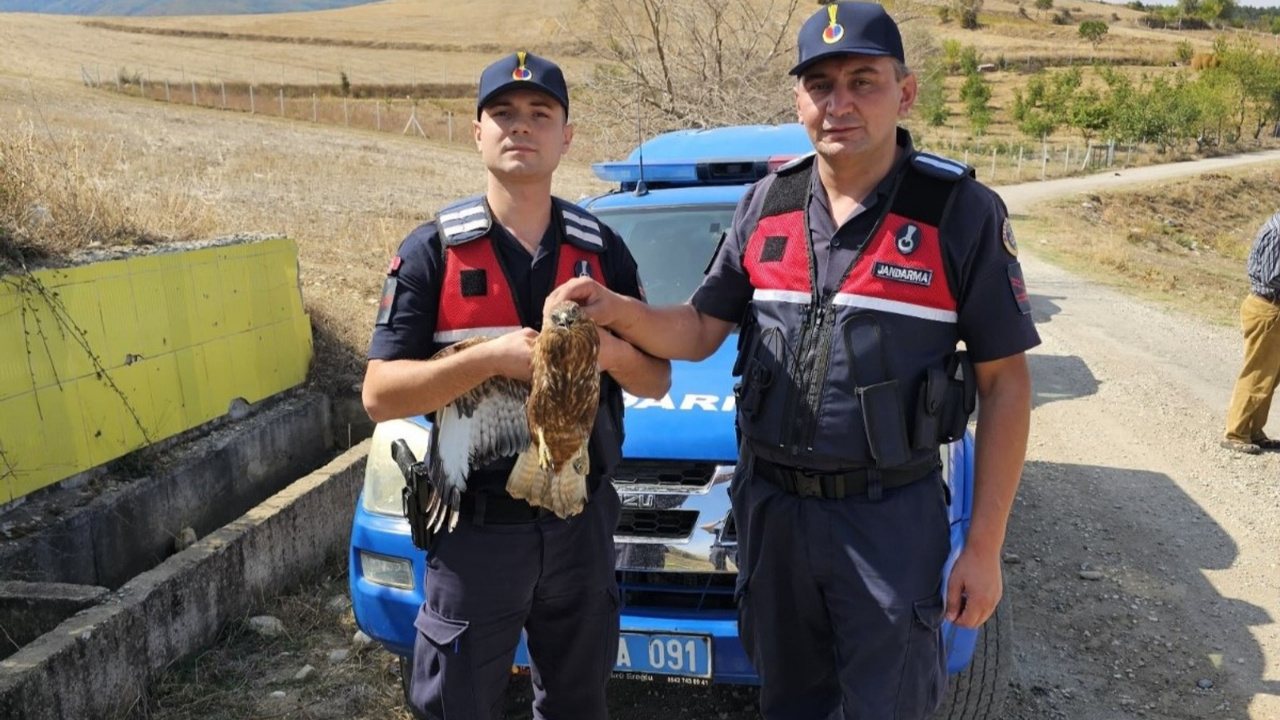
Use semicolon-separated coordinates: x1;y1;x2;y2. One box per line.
1078;20;1109;51
1034;0;1053;13
942;39;964;74
960;45;982;75
1175;40;1195;64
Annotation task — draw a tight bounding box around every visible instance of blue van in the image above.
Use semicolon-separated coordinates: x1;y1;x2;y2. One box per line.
349;124;1012;718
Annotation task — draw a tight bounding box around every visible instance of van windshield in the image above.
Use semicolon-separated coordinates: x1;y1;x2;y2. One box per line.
594;204;738;308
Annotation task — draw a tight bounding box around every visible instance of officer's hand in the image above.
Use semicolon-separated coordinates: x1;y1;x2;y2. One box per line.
945;545;1003;629
545;277;624;328
596;327;629;374
485;328;538;382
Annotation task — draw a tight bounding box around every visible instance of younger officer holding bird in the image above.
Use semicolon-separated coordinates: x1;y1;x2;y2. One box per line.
363;51;670;720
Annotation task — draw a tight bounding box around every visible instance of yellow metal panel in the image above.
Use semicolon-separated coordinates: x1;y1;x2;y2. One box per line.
109;362;157;451
33;381;92;483
46;278;108;384
128;270;173;359
163;264;199;352
219;258;254;336
200;337;238;418
173;345;213;428
94;275;140;372
0;286;34;402
0;393;55;502
77;373;127;467
226;332;265;403
189;262;226;346
145;353;187;440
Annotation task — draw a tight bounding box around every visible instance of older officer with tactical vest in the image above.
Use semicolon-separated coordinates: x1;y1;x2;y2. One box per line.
363;51;670;720
546;3;1039;718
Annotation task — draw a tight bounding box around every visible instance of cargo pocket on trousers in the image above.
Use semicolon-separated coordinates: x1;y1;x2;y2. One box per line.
895;594;946;720
410;607;471;718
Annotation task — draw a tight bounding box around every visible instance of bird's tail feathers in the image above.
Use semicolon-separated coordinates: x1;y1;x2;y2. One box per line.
547;445;590;519
506;444;551;509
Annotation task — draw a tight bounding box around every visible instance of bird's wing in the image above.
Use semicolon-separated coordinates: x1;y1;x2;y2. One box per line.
429;374;531;498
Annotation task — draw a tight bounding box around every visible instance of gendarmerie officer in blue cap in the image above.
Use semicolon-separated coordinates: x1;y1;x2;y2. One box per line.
362;51;670;720
547;2;1039;717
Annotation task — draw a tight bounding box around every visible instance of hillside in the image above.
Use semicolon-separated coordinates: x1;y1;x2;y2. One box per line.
0;0;376;14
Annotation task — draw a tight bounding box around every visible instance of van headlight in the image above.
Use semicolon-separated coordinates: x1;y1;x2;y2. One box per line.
361;419;433;517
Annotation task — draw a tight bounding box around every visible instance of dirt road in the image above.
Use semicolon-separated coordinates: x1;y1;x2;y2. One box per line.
993;155;1280;720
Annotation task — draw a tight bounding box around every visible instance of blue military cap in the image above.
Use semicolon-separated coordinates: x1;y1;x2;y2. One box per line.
790;2;905;76
476;51;569;118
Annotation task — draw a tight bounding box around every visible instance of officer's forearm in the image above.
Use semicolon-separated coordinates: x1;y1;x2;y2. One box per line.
604;342;672;400
610;299;734;361
362;349;499;422
968;354;1032;558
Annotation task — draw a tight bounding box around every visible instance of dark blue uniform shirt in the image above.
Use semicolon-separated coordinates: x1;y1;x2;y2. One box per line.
692;128;1040;364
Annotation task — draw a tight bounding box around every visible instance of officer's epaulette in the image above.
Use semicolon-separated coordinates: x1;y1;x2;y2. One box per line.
773;151;816;176
554;197;606;254
436;195;491;246
909;152;975;182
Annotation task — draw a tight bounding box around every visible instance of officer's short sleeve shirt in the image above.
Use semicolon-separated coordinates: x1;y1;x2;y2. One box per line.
691;130;1039;363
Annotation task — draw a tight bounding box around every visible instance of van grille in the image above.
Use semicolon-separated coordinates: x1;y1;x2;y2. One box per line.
611;461;719;492
617;571;737;611
616;509;698;541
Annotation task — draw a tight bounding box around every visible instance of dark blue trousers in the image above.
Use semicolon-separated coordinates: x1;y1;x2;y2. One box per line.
732;464;950;720
408;482;621;720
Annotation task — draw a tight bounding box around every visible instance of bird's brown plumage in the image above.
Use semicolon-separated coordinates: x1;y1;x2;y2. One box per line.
506;301;600;517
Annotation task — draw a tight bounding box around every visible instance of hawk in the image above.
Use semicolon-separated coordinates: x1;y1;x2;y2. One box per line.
425;301;601;529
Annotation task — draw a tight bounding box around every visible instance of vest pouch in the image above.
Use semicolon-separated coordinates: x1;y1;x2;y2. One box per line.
859;380;913;468
736;326;783;423
937;352;976;444
912;365;949;451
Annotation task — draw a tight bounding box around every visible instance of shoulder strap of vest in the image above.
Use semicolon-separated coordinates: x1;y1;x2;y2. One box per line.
554;197;607;255
889;151;972;229
758;155;813;219
436;195;492;246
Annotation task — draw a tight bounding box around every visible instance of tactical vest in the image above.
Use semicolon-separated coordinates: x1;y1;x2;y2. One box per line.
735;153;975;473
431;195;625;483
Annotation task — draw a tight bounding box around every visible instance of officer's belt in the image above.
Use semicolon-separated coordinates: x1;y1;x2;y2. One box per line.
457;476;602;525
754;458;933;499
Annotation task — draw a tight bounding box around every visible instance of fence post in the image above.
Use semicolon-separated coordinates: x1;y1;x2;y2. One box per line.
343;97;349;127
1064;146;1071;172
1080;142;1092;171
221;81;227;110
165;79;171;103
376;101;381;132
963;149;970;165
250;84;255;114
1041;137;1047;181
280;88;285;117
1107;139;1115;167
141;75;146;99
312;93;318;122
191;81;197;106
447;111;453;142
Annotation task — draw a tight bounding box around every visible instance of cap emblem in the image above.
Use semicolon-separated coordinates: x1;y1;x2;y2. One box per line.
822;5;845;44
513;51;533;81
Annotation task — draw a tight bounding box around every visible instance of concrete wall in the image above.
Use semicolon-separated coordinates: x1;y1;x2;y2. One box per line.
0;237;313;503
0;393;333;590
0;440;369;720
